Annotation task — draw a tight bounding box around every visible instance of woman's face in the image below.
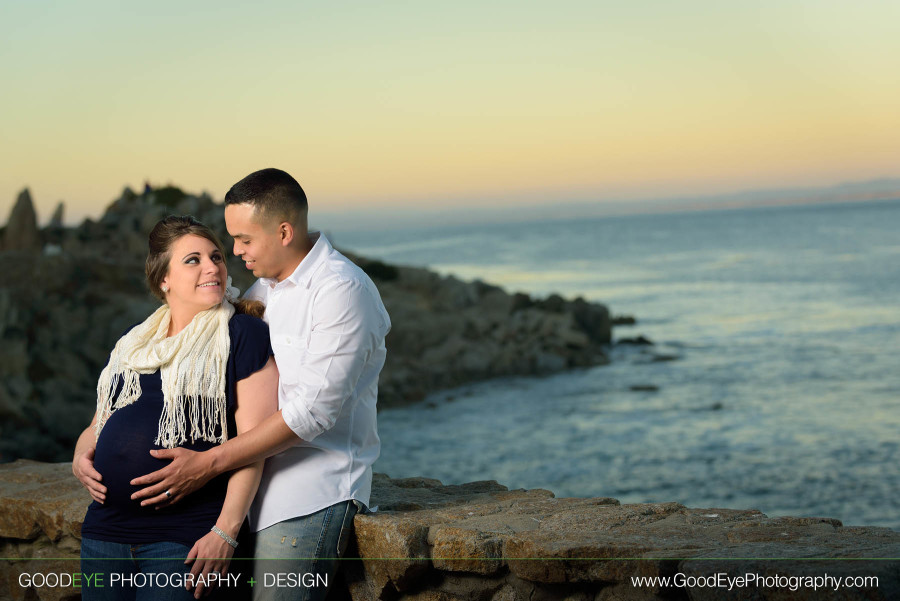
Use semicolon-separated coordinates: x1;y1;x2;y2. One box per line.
160;234;227;314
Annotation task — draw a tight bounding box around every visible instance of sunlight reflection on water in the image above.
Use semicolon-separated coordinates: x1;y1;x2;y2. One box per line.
342;201;900;529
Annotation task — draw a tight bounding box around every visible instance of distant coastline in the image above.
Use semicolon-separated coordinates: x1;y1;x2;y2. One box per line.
3;177;900;233
0;186;613;462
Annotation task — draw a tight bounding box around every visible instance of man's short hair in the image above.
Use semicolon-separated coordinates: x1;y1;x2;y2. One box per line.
224;168;308;226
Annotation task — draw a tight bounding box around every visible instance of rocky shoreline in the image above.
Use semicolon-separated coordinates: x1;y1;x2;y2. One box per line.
0;187;612;462
3;188;899;600
2;460;898;601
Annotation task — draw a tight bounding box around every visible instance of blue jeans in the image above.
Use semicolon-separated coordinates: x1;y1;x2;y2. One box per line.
81;538;211;601
250;500;362;601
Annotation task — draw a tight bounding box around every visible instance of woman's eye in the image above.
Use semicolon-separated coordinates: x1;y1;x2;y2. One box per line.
212;254;224;263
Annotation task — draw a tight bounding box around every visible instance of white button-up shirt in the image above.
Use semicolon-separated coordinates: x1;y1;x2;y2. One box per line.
245;232;390;531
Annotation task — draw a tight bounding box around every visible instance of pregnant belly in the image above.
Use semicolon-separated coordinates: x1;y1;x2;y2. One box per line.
92;411;171;509
92;403;217;511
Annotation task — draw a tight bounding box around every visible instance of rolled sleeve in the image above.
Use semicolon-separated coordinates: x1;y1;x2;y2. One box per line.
279;278;387;442
280;386;319;441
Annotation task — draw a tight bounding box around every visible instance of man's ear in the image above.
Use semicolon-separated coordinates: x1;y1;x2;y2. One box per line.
279;221;295;247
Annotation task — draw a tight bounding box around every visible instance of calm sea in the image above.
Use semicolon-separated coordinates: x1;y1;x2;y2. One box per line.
333;199;900;529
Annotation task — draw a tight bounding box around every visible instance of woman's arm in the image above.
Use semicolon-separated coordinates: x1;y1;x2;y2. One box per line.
73;412;107;503
184;357;278;598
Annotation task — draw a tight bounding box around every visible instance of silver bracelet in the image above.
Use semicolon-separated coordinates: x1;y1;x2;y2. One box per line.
211;525;238;549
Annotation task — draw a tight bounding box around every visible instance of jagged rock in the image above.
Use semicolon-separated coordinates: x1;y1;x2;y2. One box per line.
572;297;611;344
48;203;64;228
1;186;613;461
617;336;654;346
648;353;679;362
629;384;659;392
3;189;41;252
510;292;533;312
539;294;566;313
368;264;611;408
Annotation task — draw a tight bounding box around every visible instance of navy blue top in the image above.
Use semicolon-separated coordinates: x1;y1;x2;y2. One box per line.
81;313;273;546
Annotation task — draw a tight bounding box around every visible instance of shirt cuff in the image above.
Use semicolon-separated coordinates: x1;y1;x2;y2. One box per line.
280;393;326;442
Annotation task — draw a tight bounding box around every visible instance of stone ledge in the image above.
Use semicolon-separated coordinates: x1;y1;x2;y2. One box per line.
2;461;899;600
0;460;86;542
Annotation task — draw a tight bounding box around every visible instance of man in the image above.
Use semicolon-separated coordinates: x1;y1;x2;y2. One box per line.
131;168;391;600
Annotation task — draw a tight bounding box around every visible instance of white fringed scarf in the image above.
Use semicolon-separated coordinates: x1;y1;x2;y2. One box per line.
94;301;235;447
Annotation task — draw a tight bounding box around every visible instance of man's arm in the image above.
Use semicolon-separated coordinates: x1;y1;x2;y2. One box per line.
278;278;388;442
130;406;299;505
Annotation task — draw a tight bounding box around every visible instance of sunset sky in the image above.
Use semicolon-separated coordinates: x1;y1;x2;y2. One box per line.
2;0;899;225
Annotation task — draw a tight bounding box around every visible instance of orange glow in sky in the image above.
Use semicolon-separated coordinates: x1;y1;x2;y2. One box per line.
2;1;899;224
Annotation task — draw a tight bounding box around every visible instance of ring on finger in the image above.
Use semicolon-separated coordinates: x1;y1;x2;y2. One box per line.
165;490;171;498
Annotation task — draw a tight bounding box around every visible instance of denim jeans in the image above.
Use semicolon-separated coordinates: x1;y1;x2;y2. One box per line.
80;537;201;601
250;500;362;601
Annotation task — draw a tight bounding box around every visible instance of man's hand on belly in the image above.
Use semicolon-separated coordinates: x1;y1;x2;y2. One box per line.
129;447;216;507
132;410;300;508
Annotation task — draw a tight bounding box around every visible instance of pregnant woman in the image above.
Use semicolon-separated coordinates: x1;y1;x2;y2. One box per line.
72;216;277;600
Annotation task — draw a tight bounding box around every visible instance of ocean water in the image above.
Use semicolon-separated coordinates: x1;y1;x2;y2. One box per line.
333;199;900;529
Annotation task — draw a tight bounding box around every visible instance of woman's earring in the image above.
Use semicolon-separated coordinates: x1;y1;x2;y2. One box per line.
224;276;240;302
161;285;169;293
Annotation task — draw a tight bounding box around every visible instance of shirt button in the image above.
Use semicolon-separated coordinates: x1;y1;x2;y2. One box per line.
286;338;291;345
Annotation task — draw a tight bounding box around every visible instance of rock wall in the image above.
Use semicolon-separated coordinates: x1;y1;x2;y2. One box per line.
1;461;898;601
0;187;610;462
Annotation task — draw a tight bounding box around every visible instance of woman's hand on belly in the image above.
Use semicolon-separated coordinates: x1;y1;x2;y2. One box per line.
73;445;106;504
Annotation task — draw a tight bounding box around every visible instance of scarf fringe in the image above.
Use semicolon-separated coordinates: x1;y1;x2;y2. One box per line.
155;393;228;447
94;302;234;448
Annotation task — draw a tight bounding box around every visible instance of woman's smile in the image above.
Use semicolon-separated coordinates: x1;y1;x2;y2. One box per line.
160;234;228;320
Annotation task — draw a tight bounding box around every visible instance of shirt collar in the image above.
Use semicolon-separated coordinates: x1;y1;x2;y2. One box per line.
263;231;331;290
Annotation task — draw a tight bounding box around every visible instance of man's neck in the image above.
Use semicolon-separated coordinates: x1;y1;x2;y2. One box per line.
273;231;316;282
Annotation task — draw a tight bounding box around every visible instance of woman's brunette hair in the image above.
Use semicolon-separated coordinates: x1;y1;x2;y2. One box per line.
146;216;264;318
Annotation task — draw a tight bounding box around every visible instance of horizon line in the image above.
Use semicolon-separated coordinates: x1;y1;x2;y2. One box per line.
3;176;900;231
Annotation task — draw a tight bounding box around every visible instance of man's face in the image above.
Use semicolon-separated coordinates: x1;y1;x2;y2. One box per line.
224;203;287;280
